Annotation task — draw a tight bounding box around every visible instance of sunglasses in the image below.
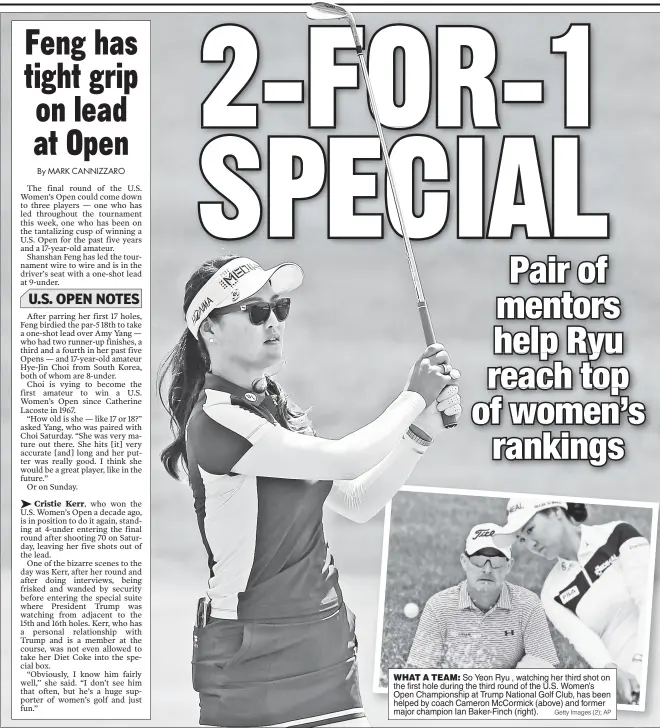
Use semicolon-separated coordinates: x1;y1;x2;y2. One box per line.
465;552;508;569
225;298;291;326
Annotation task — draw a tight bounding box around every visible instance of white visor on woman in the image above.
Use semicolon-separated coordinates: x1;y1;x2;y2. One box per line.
186;257;304;339
492;498;568;549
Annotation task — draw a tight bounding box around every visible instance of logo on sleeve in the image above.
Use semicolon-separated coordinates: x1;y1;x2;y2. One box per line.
594;553;618;577
504;629;515;636
559;585;580;604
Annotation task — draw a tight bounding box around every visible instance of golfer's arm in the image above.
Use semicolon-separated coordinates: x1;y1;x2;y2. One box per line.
406;597;447;669
325;432;429;523
230;391;425;480
542;592;613;668
619;538;651;662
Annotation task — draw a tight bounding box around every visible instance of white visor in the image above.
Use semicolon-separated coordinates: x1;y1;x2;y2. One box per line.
492;498;568;549
185;257;304;338
465;523;511;559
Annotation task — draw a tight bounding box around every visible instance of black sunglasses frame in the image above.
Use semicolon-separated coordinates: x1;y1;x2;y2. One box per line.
228;297;291;325
464;552;509;569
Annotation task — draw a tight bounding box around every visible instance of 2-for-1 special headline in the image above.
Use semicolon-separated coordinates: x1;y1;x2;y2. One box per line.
198;23;608;241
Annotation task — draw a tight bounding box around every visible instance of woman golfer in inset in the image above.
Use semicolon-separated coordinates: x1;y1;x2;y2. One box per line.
494;498;651;705
159;255;461;728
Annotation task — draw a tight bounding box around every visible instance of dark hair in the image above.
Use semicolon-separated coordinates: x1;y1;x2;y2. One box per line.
538;502;588;524
564;502;588;523
158;255;314;480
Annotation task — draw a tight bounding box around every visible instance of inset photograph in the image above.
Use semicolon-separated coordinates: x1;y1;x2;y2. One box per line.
374;486;657;711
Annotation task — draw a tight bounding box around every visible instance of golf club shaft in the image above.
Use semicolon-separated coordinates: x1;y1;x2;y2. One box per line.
356;55;426;307
355;51;459;428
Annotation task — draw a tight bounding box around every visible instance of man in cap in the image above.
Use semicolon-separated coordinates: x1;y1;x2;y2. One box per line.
406;522;558;669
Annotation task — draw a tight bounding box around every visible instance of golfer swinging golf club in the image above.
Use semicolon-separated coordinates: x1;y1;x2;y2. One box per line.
494;498;651;705
158;254;461;728
406;523;558;670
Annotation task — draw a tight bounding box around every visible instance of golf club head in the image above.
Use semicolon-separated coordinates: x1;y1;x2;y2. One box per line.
307;2;361;51
306;2;349;20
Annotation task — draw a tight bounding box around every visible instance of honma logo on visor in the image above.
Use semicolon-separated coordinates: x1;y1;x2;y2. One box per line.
191;297;214;325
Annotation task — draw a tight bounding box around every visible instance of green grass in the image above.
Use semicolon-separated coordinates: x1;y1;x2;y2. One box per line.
378;491;653;687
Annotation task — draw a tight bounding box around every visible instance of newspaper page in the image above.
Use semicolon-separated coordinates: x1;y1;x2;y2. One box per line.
1;3;658;728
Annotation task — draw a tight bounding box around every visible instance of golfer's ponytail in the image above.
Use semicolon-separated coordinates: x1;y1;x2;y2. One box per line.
158;255;239;479
267;377;316;437
565;502;588;523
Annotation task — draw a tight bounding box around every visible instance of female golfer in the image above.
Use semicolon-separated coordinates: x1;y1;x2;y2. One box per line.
159;254;461;728
494;498;650;705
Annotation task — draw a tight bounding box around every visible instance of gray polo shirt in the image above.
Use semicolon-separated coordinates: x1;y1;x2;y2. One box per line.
406;580;559;669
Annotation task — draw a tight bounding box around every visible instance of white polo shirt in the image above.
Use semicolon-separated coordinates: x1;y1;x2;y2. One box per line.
406;580;558;669
540;521;650;677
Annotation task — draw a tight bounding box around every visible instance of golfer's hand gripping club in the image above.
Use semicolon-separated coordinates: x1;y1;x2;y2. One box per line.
418;304;461;428
406;345;460;431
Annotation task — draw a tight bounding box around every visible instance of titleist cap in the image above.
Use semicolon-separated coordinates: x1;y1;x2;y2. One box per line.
465;523;511;559
185;257;304;338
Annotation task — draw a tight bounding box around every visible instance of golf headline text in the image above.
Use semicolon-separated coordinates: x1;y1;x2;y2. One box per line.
197;23;608;241
21;28;141;162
